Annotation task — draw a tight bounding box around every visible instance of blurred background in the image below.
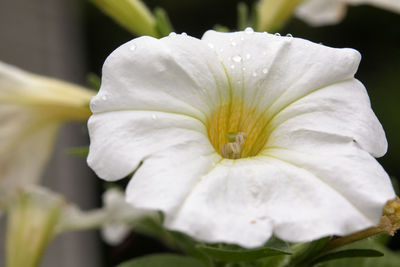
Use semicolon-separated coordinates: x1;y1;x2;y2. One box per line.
0;0;399;266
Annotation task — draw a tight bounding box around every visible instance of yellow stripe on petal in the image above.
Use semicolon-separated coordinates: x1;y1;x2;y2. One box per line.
207;98;270;158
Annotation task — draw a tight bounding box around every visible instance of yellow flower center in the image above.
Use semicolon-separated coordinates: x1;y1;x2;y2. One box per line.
207;98;270;159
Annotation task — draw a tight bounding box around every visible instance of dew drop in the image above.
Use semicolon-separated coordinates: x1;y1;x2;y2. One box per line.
232;55;242;63
262;68;268;74
152;114;158;120
181;32;187;36
101;95;107;101
245;53;251;60
129;44;136;51
240;37;244;41
168;32;177;37
244;27;254;34
274;33;281;36
286;33;293;38
208;43;214;49
231;41;237;47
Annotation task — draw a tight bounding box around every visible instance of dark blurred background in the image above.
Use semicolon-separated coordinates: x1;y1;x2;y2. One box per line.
0;0;399;266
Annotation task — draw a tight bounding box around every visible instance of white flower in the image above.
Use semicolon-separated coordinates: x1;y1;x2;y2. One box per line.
0;61;94;207
87;29;395;248
296;0;400;26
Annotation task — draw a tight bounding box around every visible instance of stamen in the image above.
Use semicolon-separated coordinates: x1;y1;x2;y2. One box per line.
221;132;247;159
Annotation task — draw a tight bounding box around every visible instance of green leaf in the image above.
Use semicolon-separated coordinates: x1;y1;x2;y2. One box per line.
317;235;400;267
312;249;383;264
290;237;330;266
196;238;292;263
154;7;174;37
65;146;89;157
117;253;206;267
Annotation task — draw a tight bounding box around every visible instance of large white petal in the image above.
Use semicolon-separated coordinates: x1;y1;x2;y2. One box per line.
166;147;394;247
165;159;274;248
87;110;209;181
266;79;386;157
126;138;220;214
165;153;389;247
261;131;395;240
202;30;360;119
91;34;228;122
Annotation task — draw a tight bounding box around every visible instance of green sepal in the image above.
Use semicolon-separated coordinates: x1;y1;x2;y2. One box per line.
154;7;174;38
196;237;292;263
116;253;206;267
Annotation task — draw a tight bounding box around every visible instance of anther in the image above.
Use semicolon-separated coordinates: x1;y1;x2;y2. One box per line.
221;132;247;159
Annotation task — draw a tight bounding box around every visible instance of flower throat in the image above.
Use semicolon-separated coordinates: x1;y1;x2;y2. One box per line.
207;98;270;159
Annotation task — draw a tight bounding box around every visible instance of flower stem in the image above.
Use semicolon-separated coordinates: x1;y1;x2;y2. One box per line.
324;196;400;252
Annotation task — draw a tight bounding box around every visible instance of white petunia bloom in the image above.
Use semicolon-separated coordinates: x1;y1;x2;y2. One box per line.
87;29;395;248
0;61;94;207
296;0;400;26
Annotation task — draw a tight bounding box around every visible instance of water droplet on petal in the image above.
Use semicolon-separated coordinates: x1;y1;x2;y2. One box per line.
244;27;254;34
101;95;107;101
274;33;281;36
152;114;158;120
262;68;268;74
181;32;187;36
245;54;251;60
169;32;177;37
231;41;237;47
208;43;214;49
129;44;136;51
232;55;242;63
286;33;293;37
240;37;244;41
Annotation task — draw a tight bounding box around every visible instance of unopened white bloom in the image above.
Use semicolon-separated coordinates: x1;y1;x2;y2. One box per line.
101;187;154;245
296;0;400;26
58;187;156;245
0;62;94;207
87;29;395;248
